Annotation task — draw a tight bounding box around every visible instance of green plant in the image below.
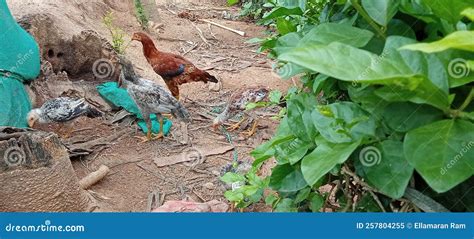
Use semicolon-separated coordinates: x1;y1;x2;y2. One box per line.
221;168;269;209
134;0;149;30
229;0;474;212
103;11;127;54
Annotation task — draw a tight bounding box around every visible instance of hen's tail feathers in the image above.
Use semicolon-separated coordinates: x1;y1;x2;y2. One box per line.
204;72;218;83
172;103;191;123
86;105;103;118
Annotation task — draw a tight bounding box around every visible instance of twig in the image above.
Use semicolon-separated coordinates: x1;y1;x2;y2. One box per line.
166;8;177;15
158;36;193;45
208;23;219;40
200;19;246;36
341;165;379;193
342;165;386;212
341;174;352;212
182;43;199;56
368;190;386;212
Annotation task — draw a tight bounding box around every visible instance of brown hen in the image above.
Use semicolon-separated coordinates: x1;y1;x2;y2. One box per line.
132;32;218;99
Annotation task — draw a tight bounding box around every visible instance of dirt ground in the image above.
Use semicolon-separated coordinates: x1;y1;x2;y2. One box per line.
9;0;290;212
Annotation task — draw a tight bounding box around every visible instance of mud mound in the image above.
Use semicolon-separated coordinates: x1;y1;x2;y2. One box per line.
0;128;89;212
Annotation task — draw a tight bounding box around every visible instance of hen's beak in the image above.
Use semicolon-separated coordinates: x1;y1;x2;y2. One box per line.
131;34;139;41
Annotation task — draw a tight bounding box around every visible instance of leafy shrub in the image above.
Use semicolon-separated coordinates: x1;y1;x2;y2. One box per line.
134;0;149;30
225;0;474;212
103;11;127;54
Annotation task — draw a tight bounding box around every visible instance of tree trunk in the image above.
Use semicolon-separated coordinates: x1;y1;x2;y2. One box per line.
0;127;89;212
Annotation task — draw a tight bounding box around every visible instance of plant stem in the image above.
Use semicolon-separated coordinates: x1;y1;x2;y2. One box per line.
458;87;473;112
350;0;386;39
447;87;473;119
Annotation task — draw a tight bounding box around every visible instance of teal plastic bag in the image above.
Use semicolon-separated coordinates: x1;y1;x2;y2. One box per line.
97;82;172;135
0;0;40;128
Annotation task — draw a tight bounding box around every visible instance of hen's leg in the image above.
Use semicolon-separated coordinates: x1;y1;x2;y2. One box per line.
166;80;180;100
152;114;164;140
226;117;246;131
135;114;153;143
242;119;258;137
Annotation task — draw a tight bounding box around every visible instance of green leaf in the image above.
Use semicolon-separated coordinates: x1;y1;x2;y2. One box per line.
245;101;267;110
400;31;474;53
273;32;302;55
276;17;297;35
279;36;450;110
461;8;474;21
404;119;474;193
220;172;246;184
269;164;308;192
299;23;374;47
287;93;319;142
386;19;416;38
404;188;449;212
359;140;414;199
275;138;313;165
239;185;260;197
382;102;444;133
294;187;311;204
311;102;376;143
224;191;244;202
265;194;278;206
435;50;474;88
354;193;383;212
227;0;239;6
274;63;308;79
309;193;324;212
361;0;400;26
269;90;282;104
251;117;296;166
424;0;474;24
301;139;361;186
399;0;434;23
274;198;298;212
263;7;303;20
246;37;267;44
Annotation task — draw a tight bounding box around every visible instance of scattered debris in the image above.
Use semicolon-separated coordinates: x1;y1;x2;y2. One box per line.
177;10;198;21
154;145;234;167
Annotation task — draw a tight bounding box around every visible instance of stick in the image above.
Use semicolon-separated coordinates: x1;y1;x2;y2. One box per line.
182;43;199;56
191;22;211;46
200;19;246;36
208;24;218;40
79;165;110;189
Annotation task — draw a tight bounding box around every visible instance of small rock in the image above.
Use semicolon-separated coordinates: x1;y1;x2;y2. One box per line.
208;80;222;92
203;182;215;190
